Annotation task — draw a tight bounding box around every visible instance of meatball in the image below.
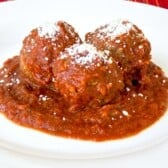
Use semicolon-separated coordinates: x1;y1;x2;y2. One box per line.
52;43;124;111
20;21;81;87
85;20;151;86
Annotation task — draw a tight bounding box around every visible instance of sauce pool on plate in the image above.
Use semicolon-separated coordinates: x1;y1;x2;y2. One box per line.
0;19;168;141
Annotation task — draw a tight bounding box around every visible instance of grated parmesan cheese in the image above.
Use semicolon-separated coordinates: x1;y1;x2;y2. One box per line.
122;110;129;116
60;43;113;67
96;19;134;40
37;22;60;40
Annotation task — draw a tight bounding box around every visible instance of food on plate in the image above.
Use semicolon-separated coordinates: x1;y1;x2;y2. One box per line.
85;20;152;87
20;21;81;87
52;43;124;111
0;19;167;141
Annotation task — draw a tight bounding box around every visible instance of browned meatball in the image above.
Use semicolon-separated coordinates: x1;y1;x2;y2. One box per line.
85;20;151;70
20;21;81;87
52;43;124;111
85;20;151;87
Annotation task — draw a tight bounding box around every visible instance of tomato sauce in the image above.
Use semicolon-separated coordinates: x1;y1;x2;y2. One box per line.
0;56;167;141
0;20;168;141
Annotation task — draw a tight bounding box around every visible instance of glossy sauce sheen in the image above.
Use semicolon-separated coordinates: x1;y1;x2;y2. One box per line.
0;56;167;141
0;21;168;141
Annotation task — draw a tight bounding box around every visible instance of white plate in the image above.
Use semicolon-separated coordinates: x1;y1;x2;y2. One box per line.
0;0;168;167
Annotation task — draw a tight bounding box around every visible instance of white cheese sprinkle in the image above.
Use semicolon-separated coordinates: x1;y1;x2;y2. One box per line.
97;19;134;40
122;110;129;116
126;87;131;92
60;43;113;67
138;45;143;49
138;93;144;97
62;117;66;121
44;57;49;61
0;79;4;83
39;94;50;101
37;22;60;40
162;79;166;84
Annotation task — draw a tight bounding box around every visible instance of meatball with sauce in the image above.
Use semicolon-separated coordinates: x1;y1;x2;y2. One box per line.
20;21;81;87
52;43;124;112
85;20;151;87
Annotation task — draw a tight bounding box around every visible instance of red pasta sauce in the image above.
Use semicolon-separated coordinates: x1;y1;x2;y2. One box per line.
0;20;167;141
